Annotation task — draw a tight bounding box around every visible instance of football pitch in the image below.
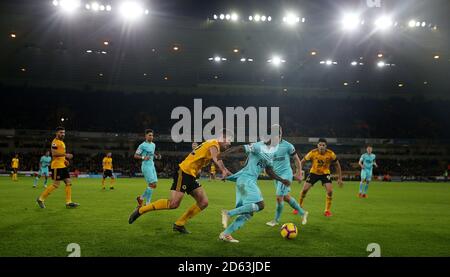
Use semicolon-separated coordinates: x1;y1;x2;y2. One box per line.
0;177;449;257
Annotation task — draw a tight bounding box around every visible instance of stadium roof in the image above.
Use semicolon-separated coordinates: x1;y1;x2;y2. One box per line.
0;0;449;98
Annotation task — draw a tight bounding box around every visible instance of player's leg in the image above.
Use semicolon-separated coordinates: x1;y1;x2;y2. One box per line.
267;195;283;227
284;194;308;224
102;176;106;190
138;167;157;206
141;182;156;205
37;174;60;208
64;177;79;208
267;180;286;226
33;172;40;188
43;171;48;188
173;187;208;233
220;213;252;243
129;189;183;224
359;170;367;197
293;179;313;214
222;179;263;237
226;187;262;217
110;174;115;189
324;181;333;216
363;171;372;197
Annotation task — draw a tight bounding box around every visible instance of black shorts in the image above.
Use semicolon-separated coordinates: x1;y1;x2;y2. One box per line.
51;167;70;181
306;173;332;186
103;170;113;178
12;168;18;174
170;167;201;195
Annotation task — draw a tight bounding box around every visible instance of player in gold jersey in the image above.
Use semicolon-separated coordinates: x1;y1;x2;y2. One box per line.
295;138;343;217
11;154;19;181
209;163;216;181
36;127;79;209
102;152;115;190
129;133;233;234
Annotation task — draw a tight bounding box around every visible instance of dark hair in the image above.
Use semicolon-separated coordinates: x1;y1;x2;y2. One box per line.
366;144;373;148
55;126;65;132
318;138;327;144
145;129;154;135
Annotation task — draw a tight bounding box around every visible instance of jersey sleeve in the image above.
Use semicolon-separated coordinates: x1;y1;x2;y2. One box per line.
304;151;313;161
331;151;337;161
244;143;260;154
135;144;143;155
288;143;296;156
359;154;364;162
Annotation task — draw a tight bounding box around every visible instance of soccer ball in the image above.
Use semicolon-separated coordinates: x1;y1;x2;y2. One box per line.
280;223;298;239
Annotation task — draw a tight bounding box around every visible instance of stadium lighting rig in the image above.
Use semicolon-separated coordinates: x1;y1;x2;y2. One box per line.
208;56;227;63
52;0;81;13
119;1;148;21
282;13;301;26
267;56;286;66
320;60;338;66
350;61;364;66
212;12;239;21
248;14;272;22
374;15;393;30
341;13;363;31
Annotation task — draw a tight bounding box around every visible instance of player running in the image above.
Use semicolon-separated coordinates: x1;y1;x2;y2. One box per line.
11;154;19;181
36;126;79;209
134;129;161;206
266;126;308;227
219;139;303;243
33;151;51;188
102;152;115;190
129;131;232;234
358;145;378;198
294;138;343;217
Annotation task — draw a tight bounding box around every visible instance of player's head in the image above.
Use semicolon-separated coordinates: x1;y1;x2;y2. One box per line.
317;138;327;152
217;129;233;151
145;129;154;142
107;152;112;157
15;153;19;158
55;126;65;140
191;142;198;150
366;145;373;154
45;150;50;156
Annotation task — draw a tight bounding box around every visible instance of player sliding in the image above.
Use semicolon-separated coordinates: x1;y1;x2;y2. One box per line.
36;126;79;209
219;137;304;243
102;152;115;190
358;145;378;198
129;131;232;234
134;129;161;206
33;151;51;188
266;125;308;227
294;138;343;217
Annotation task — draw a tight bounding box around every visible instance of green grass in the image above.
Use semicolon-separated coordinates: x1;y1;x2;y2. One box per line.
0;176;449;257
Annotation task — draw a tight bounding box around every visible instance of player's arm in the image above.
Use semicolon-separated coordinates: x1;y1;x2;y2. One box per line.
334;159;344;187
358;159;364;169
154;152;162;160
217;145;245;159
292;153;303;182
266;166;291;186
374;160;378;168
134;146;150;161
209;146;232;179
51;148;72;159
